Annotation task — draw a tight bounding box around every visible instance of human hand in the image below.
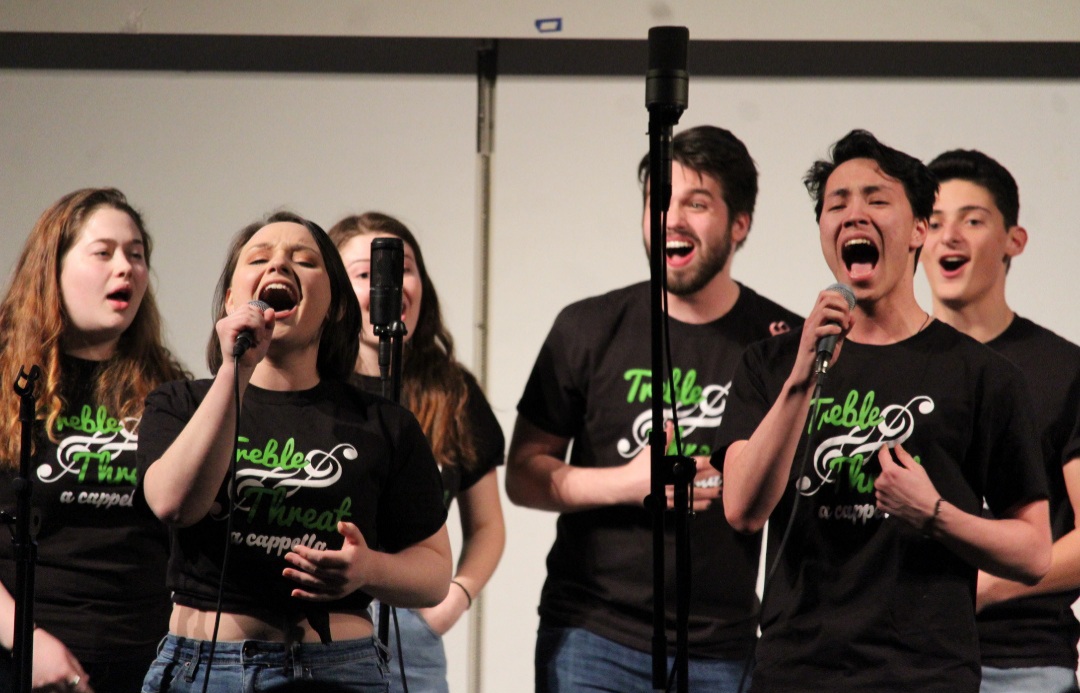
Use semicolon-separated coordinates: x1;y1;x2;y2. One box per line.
665;456;721;512
792;288;855;387
30;627;93;692
621;420;676;507
874;442;939;530
216;300;275;369
284;521;371;600
416;581;470;636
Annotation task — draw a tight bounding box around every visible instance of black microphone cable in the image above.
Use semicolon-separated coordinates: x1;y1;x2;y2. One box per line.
198;302;270;691
734;352;837;693
198;352;247;693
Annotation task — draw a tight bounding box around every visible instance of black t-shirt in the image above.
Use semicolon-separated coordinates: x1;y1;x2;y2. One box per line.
353;369;505;509
715;320;1048;692
517;281;801;659
977;316;1080;669
137;378;447;619
0;355;170;661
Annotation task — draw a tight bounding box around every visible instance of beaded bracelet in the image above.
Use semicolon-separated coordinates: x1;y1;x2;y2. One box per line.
923;498;944;537
451;579;473;609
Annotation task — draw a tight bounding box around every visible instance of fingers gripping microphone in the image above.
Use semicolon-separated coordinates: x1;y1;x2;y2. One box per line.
646;26;689;115
232;300;271;358
369;237;404;334
814;283;856;377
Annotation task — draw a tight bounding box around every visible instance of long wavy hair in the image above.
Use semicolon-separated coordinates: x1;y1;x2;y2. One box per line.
0;188;187;468
328;212;477;472
206;211;361;382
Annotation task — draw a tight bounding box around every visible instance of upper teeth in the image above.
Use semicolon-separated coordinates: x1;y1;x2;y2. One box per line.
264;282;293;295
666;240;692;249
844;239;872;248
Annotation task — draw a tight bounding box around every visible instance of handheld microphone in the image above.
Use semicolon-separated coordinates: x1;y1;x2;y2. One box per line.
645;26;689;114
232;300;271;358
814;283;856;377
369;237;404;333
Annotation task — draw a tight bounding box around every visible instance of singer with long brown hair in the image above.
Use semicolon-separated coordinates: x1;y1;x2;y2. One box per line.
0;188;187;692
330;212;505;693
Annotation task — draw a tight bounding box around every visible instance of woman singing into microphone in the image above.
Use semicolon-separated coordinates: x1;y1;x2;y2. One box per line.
137;211;451;692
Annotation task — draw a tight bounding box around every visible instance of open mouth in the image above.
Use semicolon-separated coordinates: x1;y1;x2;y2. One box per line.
940;256;969;272
665;239;693;259
107;288;132;302
258;283;299;312
841;239;879;278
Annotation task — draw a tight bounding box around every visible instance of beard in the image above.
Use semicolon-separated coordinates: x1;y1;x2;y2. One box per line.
665;223;734;296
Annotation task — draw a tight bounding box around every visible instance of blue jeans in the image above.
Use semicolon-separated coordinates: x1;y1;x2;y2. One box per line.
980;665;1079;693
536;625;751;693
372;603;449;693
141;634;389;693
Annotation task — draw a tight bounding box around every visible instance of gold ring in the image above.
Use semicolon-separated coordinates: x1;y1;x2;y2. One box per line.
69;675;80;687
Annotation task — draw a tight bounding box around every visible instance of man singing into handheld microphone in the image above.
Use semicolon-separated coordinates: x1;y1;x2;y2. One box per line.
716;130;1052;693
507;125;800;691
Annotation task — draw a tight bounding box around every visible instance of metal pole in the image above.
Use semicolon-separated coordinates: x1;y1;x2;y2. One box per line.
469;37;497;693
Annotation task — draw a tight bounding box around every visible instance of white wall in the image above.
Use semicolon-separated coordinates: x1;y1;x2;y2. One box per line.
3;65;1077;692
2;19;1079;693
2;0;1077;40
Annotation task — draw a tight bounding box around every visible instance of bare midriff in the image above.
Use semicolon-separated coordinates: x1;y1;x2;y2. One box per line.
169;604;373;643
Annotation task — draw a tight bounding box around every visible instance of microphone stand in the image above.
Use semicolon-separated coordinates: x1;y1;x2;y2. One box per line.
9;366;41;693
645;26;692;693
376;322;406;404
374;320;407;673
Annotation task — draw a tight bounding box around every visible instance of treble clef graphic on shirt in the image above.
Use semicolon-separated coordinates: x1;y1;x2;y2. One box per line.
40;418;139;484
229;443;355;513
797;395;934;497
616;382;729;459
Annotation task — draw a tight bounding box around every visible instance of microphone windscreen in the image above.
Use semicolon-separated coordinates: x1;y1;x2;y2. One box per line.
648;26;688;74
646;26;689;111
369;237;404;328
825;283;856;310
232;300;272;357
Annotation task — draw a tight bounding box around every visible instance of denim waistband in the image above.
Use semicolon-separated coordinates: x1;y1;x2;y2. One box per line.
158;633;386;668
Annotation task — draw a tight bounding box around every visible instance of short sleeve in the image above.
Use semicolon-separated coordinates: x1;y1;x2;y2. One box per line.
710;336;791;471
376;411;449;552
981;364;1050;516
136;380;204;480
516;304;588;438
458;372;505;493
1063;403;1080;469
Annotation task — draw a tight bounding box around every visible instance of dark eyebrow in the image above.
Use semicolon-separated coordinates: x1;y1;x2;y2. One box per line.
88;237;144;246
289;243;321;255
245;241;320;255
827;184;888;200
931;204;993;216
